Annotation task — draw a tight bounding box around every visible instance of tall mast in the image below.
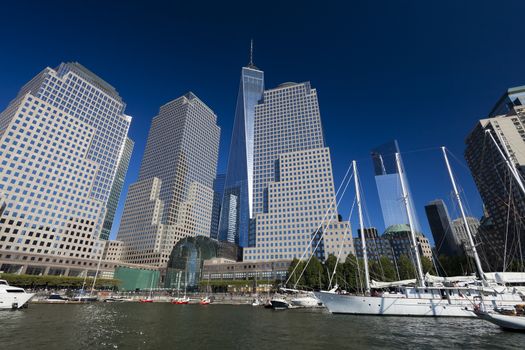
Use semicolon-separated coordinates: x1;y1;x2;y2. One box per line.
486;129;525;196
395;153;425;287
441;147;486;285
353;160;370;293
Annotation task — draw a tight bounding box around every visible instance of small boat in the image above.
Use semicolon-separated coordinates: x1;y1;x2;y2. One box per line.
46;293;69;303
103;296;128;303
199;297;211;305
475;304;525;331
270;297;289;310
71;294;98;302
139;298;154;303
0;279;34;309
171;296;190;305
252;298;261;307
290;295;322;308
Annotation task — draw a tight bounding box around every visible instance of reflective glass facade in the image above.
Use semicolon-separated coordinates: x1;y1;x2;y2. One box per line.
371;140;420;231
219;66;264;247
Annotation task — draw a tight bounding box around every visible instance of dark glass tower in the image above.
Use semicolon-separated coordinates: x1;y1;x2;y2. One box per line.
371;140;420;231
218;44;264;247
424;199;462;257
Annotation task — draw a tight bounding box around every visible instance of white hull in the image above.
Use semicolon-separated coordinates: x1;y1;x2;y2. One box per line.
0;292;34;309
477;312;525;330
314;291;523;317
290;296;321;308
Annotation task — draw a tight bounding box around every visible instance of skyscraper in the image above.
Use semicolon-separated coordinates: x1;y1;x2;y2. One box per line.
219;43;264;247
117;93;220;266
465;100;525;269
489;85;525;117
210;173;225;240
0;62;131;275
243;82;353;262
15;63;131;236
371;140;421;231
424;199;462;257
101;137;134;240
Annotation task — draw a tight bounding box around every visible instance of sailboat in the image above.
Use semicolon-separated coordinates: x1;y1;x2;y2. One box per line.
315;153;525;317
140;274;155;303
172;271;190;304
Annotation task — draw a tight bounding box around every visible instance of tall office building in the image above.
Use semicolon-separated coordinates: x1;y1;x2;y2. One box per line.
117;93;220;266
489;85;525;117
0;63;131;275
465;97;525;270
219;44;264;247
101;137;134;240
354;228;394;262
451;216;480;255
371;140;421;232
9;63;132;238
424;199;463;257
210;173;226;240
243;82;353;262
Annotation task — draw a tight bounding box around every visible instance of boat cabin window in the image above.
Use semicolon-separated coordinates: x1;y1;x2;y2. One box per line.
6;289;24;293
0;280;8;285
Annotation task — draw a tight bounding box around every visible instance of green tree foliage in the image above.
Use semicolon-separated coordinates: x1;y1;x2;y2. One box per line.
421;256;435;275
398;255;416;280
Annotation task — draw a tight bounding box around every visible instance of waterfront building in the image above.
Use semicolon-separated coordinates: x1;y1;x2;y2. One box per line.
354;227;394;262
219;43;264;247
101;137;134;240
0;62;132;276
210;174;226;240
243;82;354;262
424;199;463;257
202;258;291;285
163;235;239;290
465;101;525;270
117;93;220;267
371;140;421;231
383;224;433;262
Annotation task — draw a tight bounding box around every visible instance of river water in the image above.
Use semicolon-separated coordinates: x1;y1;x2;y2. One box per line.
1;303;523;349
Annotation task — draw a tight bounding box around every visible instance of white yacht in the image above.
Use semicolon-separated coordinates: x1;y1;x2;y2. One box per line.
315;150;525;317
0;279;35;310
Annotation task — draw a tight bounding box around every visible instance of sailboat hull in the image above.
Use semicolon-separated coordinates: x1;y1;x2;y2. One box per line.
314;291;524;317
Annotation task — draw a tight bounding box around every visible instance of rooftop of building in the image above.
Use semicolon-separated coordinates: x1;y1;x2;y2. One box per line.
383;224;424;237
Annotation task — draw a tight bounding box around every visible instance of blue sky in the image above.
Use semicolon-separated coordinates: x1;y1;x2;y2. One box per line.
1;0;524;242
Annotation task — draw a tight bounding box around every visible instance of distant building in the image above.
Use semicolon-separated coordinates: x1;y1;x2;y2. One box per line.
354;228;394;262
219;44;264;247
424;200;463;257
117;93;220;267
383;224;433;262
371;140;421;231
243;82;353;262
210;174;226;240
465;101;525;270
202;258;291;286
451;216;480;254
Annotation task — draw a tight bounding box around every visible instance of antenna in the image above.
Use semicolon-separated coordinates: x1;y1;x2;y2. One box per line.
247;39;257;69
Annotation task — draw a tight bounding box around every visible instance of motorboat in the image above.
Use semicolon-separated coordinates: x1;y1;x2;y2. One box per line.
0;279;34;309
139;297;154;303
71;293;98;302
290;295;322;308
270;296;289;310
45;293;69;303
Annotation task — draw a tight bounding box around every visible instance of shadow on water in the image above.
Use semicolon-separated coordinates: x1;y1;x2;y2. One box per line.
1;304;523;350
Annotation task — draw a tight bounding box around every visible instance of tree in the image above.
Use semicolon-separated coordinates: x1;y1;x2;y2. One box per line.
421;256;435;275
304;257;324;290
341;254;365;293
398;255;416;280
287;258;306;287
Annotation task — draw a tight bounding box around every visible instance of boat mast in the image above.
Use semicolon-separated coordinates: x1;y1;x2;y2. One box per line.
486;130;525;195
441;147;486;285
353;160;370;294
395;153;425;287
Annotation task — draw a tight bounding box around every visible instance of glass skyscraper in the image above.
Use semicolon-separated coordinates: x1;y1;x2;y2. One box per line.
371;140;420;231
218;53;264;247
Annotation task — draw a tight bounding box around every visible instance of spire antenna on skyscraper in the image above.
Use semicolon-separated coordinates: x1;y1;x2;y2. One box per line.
247;39;257;69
